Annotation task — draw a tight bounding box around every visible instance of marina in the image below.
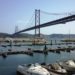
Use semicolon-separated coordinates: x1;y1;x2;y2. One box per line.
0;42;75;56
0;0;75;75
0;44;75;57
0;41;75;75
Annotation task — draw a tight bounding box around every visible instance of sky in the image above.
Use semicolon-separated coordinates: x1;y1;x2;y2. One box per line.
0;0;75;34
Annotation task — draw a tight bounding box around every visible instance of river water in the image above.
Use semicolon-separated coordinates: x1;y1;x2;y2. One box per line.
0;39;75;75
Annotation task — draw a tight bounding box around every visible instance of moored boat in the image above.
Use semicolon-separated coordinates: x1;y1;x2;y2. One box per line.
42;63;67;75
59;60;75;74
17;63;50;75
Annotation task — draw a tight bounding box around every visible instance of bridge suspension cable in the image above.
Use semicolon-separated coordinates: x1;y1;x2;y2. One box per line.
23;12;35;30
40;10;75;16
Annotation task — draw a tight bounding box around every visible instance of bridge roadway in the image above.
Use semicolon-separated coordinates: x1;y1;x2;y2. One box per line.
13;15;75;35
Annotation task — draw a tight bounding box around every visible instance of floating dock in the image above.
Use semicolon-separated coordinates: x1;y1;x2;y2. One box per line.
0;46;75;57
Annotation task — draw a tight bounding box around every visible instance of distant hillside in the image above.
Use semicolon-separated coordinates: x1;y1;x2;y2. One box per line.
0;33;34;38
0;32;75;39
12;33;34;38
0;33;11;37
49;34;75;38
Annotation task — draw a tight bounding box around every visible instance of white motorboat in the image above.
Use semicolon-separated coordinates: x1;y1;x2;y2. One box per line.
59;60;75;73
43;63;67;75
17;63;50;75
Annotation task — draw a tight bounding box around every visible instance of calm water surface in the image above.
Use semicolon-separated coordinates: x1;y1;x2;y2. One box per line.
0;42;75;75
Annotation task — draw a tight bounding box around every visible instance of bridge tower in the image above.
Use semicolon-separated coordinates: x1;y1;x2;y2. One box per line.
35;9;40;37
33;9;46;44
15;25;19;33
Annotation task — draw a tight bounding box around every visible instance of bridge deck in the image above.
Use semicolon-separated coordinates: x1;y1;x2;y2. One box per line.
13;15;75;35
